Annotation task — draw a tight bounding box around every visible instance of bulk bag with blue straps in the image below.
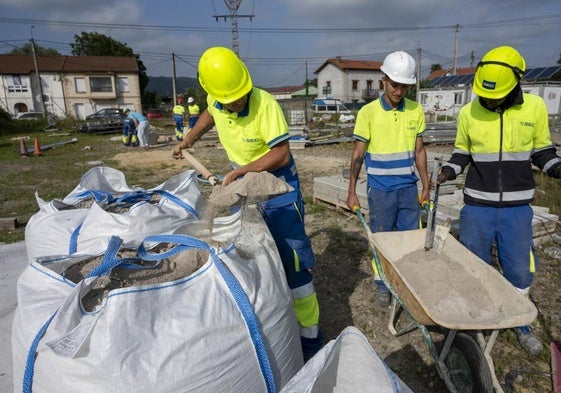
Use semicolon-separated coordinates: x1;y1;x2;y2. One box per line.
13;210;302;392
25;167;203;259
280;326;414;393
12;208;303;393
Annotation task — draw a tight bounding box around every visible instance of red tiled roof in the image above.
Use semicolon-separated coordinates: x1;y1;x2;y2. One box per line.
315;57;383;74
265;85;305;94
0;55;139;74
426;67;477;80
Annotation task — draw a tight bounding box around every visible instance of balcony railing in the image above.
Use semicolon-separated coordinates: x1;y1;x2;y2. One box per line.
362;88;380;100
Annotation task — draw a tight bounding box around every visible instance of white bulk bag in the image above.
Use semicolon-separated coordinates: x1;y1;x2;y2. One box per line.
25;167;203;259
13;209;303;393
280;326;414;393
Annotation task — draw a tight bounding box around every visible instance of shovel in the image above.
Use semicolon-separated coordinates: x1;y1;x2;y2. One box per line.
424;157;442;251
179;149;293;207
181;149;220;186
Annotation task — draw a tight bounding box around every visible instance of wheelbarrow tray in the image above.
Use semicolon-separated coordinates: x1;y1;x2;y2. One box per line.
369;226;537;330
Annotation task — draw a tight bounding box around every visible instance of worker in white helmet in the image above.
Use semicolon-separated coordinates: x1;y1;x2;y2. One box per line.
186;96;200;131
346;51;429;307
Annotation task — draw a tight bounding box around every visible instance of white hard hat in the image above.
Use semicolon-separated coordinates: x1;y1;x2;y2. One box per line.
187;97;194;103
380;51;416;85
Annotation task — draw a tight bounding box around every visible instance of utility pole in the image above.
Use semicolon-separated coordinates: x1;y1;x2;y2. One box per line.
171;52;177;106
30;26;47;117
304;61;308;124
213;0;254;55
416;43;421;102
452;24;460;75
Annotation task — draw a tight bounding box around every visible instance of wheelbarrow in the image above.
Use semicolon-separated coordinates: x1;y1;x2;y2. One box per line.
354;209;538;393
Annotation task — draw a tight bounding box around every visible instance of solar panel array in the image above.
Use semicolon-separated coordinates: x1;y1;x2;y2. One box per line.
427;66;561;87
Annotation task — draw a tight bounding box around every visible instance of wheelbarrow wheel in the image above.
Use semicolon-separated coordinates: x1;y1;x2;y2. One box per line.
444;332;493;393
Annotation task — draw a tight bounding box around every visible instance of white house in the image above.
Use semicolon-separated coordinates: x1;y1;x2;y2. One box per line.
0;55;141;119
314;57;384;108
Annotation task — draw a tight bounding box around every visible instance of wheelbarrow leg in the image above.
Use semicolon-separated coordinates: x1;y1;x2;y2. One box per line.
475;330;505;393
388;296;418;336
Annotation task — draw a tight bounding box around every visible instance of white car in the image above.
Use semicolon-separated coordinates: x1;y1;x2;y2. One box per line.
15;112;44;120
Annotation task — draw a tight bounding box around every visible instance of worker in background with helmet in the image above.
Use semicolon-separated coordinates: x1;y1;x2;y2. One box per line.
346;51;429;307
124;108;151;149
122;112;138;146
186;96;200;131
172;46;323;359
437;46;561;356
173;96;186;141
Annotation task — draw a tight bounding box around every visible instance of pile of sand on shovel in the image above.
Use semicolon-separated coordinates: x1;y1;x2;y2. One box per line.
64;171;292;312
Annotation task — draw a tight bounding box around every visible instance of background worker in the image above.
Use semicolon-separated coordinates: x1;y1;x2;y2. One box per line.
437;46;561;356
346;51;429;307
172;46;323;359
122;114;138;146
187;97;200;130
173;96;186;141
124;108;151;149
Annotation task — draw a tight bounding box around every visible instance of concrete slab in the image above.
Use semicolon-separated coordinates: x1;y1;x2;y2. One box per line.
0;242;28;393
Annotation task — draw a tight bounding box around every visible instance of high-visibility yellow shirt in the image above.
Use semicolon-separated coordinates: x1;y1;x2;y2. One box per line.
206;88;289;166
172;105;185;115
188;104;200;116
353;95;425;191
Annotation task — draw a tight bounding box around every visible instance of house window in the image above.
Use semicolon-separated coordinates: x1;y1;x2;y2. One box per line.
454;92;463;105
322;81;332;97
352;80;359;91
118;77;129;93
7;74;28;92
75;77;86;93
420;93;428;105
90;76;113;93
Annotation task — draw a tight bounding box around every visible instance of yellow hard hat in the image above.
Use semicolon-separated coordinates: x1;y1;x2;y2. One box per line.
473;46;526;99
198;46;252;104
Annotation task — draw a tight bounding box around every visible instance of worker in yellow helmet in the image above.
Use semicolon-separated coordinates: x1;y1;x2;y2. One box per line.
172;46;323;359
438;46;561;356
173;96;186;141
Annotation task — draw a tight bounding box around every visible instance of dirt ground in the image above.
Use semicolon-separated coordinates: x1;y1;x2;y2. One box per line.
113;133;560;393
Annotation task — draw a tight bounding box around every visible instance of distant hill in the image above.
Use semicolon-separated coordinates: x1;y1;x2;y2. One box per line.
146;76;199;97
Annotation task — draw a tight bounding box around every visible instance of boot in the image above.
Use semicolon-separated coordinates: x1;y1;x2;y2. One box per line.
514;326;543;356
374;279;391;307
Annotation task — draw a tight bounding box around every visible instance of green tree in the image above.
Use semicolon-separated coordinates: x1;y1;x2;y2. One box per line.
70;32;149;104
10;42;60;56
430;64;443;73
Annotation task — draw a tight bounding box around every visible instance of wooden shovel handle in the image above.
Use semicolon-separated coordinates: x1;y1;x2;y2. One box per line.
182;150;219;185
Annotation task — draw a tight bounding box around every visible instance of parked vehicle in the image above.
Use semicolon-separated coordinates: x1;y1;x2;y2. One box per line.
15;112;44;120
311;98;351;114
85;108;126;122
146;108;163;119
80;108;126;134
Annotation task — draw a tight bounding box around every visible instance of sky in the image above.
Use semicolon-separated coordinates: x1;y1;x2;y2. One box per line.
1;0;560;89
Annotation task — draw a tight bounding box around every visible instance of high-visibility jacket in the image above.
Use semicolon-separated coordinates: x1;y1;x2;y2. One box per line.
444;93;561;207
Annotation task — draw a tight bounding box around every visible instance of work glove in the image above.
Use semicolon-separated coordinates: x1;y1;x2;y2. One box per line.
436;167;455;184
172;149;184;159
